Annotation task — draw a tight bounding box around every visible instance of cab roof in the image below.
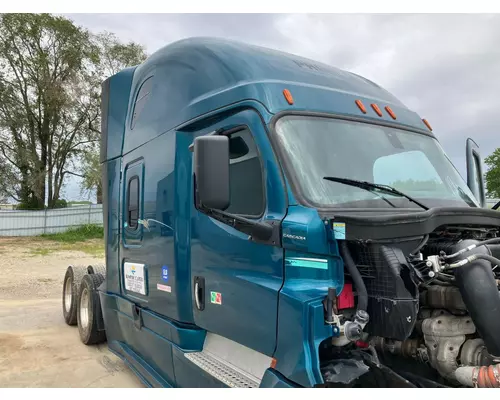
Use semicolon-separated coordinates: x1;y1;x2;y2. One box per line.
115;37;431;155
140;36;404;107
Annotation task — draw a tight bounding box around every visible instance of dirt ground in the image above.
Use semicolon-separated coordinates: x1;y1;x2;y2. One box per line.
0;237;144;388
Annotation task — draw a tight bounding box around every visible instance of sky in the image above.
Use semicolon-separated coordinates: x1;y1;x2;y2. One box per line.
61;13;500;202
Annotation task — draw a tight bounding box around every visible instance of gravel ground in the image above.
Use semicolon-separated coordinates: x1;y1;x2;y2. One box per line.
0;237;144;388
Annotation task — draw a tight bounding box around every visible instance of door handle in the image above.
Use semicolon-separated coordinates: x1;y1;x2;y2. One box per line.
194;276;205;311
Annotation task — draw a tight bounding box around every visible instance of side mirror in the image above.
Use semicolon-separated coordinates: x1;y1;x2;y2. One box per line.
466;138;486;208
193;135;230;211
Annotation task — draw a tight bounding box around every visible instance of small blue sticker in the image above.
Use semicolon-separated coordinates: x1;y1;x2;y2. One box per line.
333;222;346;240
161;266;169;282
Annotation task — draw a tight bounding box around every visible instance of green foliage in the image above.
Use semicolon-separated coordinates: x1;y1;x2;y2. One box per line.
79;32;148;203
16;199;42;210
53;198;68;208
67;200;91;206
0;13;99;209
40;224;104;243
0;14;147;209
484;148;500;198
80;148;103;203
16;198;67;209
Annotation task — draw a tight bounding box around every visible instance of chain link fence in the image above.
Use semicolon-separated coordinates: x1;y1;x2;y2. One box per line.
0;205;103;236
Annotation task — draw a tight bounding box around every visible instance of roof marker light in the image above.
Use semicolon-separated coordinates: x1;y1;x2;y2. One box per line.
283;89;294;105
371;103;383;117
423;118;432;131
271;358;277;369
385;106;397;120
355;99;367;114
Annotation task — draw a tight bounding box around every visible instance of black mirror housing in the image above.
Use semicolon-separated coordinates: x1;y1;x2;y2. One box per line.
194;135;230;211
466;138;487;208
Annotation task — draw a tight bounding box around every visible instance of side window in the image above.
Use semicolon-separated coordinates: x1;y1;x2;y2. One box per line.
131;77;153;130
224;128;265;216
127;176;139;229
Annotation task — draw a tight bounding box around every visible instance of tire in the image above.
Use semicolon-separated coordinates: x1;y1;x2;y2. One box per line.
87;264;106;277
62;265;88;326
77;273;107;345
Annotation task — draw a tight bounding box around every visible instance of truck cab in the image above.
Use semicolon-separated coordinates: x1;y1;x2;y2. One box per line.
90;37;500;388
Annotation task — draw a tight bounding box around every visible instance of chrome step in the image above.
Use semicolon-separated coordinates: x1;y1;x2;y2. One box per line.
185;351;260;388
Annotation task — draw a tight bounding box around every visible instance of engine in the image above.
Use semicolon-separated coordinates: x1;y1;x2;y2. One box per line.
321;225;500;388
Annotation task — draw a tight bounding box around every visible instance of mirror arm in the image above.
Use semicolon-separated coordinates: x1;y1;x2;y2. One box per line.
493;201;500;211
202;207;273;240
188;126;243;152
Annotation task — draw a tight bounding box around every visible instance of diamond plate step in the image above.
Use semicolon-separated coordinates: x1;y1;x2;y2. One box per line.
185;351;260;388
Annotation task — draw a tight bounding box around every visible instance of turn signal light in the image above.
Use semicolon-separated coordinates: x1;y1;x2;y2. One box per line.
283;89;294;105
371;103;383;117
355;99;367;114
385;106;397;120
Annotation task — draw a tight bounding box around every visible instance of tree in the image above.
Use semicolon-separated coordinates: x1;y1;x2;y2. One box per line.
79;32;147;203
0;15;146;209
485;147;500;198
80;150;102;203
0;13;99;209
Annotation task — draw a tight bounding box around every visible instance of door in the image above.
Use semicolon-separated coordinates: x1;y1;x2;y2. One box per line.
121;158;147;303
190;109;287;357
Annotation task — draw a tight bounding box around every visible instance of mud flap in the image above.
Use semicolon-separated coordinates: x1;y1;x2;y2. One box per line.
92;287;106;332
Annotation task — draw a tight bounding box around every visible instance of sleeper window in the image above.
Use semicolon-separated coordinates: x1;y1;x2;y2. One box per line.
131;77;153;130
224;129;265;217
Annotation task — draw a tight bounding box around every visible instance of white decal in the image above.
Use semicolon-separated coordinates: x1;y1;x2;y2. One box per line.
157;283;171;293
124;262;146;295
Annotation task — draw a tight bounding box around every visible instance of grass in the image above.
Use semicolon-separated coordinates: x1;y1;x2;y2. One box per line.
40;224;104;243
30;248;52;256
33;224;105;257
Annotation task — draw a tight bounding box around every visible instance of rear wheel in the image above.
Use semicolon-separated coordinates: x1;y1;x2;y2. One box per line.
62;265;88;326
87;264;106;276
77;273;107;345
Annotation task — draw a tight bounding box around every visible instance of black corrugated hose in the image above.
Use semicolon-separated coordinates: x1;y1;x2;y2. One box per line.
339;240;368;312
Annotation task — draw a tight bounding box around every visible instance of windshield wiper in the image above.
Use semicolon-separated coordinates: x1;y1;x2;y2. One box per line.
323;176;430;211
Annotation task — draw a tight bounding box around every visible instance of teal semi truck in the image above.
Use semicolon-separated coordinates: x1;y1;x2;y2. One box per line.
62;37;500;388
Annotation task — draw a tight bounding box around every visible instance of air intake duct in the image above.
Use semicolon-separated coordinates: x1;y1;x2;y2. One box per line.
451;239;500;357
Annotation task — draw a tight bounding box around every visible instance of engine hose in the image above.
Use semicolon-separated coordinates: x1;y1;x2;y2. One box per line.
455;364;500;388
448;254;500;269
339;241;368;312
443;237;500;259
489;244;500;259
451;240;500;357
409;234;429;257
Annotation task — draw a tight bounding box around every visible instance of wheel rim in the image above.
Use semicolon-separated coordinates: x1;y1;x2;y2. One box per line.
80;287;90;329
64;277;72;312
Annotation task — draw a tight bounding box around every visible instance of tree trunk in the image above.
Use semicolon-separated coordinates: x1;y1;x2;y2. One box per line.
97;183;103;204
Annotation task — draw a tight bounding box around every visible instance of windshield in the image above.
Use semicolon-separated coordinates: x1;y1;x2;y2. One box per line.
274;115;479;209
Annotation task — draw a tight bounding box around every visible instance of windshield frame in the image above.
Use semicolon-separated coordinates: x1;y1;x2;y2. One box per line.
268;110;476;213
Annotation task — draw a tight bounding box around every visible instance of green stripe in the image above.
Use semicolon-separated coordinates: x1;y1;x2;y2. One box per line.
286;257;328;270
